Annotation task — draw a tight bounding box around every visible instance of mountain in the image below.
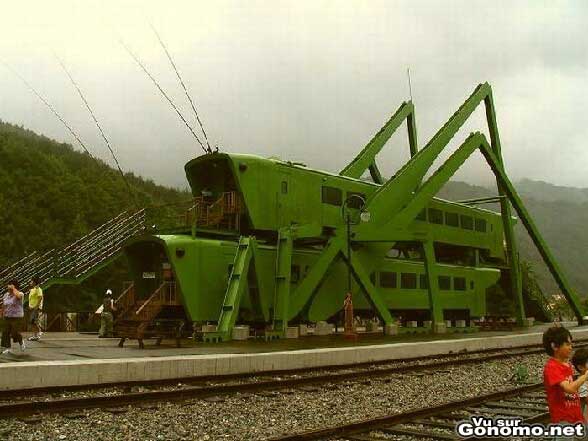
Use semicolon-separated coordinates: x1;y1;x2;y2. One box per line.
0;121;191;313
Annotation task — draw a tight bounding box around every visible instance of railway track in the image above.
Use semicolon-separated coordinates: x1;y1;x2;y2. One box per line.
267;383;548;441
1;341;572;400
0;344;555;419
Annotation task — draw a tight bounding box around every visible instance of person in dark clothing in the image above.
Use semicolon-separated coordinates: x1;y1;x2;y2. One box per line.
99;289;116;338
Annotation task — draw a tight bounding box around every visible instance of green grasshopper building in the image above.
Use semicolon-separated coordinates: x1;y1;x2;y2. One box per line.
121;82;585;341
4;83;581;341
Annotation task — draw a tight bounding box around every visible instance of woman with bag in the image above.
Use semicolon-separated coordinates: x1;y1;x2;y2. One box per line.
1;279;26;354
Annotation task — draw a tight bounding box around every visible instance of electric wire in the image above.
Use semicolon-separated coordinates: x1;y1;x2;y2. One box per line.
2;61;94;157
54;54;137;204
150;24;212;153
118;38;208;154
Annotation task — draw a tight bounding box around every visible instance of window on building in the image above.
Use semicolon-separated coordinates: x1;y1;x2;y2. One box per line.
438;275;451;290
401;273;417;289
454;277;466;291
380;272;397;288
346;192;366;209
416;209;427;222
419;274;429;289
460;215;474;230
445;212;459;227
470;280;475;290
321;186;342;206
291;265;300;283
281;181;288;194
370;272;376;285
475;218;487;232
428;208;444;224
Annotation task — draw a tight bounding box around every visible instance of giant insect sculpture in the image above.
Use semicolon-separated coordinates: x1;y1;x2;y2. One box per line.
2;31;583;342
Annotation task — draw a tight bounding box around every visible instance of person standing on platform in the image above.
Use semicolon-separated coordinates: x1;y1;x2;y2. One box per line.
543;326;588;436
1;280;26;354
343;292;354;334
572;347;588;421
99;289;116;338
27;276;44;341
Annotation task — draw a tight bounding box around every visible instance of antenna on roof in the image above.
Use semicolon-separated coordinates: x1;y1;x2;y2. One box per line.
54;54;137;203
2;61;94;157
118;38;208;155
407;67;413;102
150;24;213;154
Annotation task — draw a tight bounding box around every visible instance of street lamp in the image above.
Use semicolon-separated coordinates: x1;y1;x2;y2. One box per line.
341;194;369;338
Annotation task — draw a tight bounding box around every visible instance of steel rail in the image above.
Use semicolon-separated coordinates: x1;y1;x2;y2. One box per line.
0;344;561;419
2;340;584;400
266;383;545;441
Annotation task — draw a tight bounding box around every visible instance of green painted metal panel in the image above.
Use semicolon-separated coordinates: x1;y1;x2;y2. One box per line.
273;228;293;331
215;236;253;338
341;101;417;180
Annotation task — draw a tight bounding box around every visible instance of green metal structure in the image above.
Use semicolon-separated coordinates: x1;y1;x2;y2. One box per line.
3;83;584;340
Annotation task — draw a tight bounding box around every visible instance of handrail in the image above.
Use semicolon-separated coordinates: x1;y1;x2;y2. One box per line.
59;217;144;275
135;282;166;316
58;210;145;270
1;208;147;289
115;282;135;306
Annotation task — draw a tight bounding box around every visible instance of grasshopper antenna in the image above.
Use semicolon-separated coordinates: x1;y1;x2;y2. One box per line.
54;54;137;204
150;24;212;154
119;38;208;154
407;67;413;102
2;61;94;157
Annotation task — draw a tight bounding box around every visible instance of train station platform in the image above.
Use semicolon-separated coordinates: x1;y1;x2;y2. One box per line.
0;322;586;391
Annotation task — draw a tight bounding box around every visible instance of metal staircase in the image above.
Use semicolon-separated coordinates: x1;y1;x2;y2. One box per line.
202;236;253;342
187;191;242;231
114;281;183;348
0;209;146;290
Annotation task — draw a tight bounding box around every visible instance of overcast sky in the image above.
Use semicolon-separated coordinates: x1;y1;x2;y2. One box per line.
1;1;586;189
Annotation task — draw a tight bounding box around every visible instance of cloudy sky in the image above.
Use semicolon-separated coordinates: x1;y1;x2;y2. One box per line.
1;1;586;189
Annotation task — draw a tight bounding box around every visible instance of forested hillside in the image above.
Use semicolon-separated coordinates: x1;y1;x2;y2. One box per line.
0;121;190;311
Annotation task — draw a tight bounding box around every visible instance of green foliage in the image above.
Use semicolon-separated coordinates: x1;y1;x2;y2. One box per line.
0;121;190;311
486;282;515;316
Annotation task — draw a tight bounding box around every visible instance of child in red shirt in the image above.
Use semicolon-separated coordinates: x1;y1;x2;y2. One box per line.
543;326;588;424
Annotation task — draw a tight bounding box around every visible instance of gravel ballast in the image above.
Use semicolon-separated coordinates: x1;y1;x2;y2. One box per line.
0;353;547;441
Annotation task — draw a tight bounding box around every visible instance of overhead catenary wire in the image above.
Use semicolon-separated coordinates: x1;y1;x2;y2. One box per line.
1;61;94;157
150;24;212;153
54;54;137;204
118;38;208;154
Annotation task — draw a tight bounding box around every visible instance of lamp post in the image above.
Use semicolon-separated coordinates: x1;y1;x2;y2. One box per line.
341;194;369;339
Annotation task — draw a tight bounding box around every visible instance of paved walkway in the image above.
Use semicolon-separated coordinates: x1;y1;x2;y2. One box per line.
0;321;579;364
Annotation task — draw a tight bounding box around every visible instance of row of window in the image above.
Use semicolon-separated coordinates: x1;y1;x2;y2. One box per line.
235;261;472;292
319;186;489;233
416;208;488;233
374;271;473;291
321;186;365;209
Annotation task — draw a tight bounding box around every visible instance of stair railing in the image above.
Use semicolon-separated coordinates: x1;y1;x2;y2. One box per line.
191;192;241;229
135;282;166;319
114;282;135;321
